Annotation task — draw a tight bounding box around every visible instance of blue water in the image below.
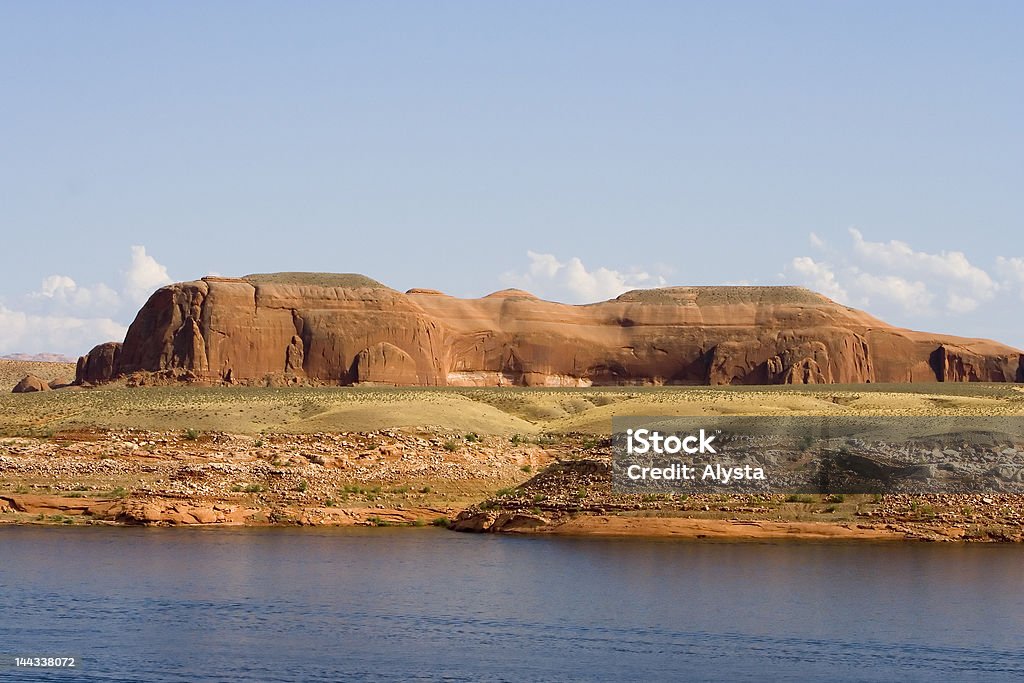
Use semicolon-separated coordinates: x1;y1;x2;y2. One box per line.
1;526;1022;682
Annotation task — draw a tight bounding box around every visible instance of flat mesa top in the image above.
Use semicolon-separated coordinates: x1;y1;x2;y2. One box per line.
231;275;826;306
241;273;392;289
616;286;828;306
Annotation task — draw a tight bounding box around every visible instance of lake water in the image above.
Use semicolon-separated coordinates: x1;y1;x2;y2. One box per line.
1;526;1022;682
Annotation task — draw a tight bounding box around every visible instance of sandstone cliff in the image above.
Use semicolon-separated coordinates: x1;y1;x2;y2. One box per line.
75;272;1024;386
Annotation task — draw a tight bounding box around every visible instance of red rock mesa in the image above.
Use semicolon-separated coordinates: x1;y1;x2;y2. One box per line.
75;273;1023;387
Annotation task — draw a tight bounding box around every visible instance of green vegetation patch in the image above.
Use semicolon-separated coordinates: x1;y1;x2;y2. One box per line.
242;272;392;289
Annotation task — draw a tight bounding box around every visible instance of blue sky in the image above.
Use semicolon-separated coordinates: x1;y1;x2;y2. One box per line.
1;2;1022;355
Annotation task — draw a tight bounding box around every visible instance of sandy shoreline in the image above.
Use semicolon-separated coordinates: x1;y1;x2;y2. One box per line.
0;487;1017;543
0;498;983;544
0;491;457;528
529;514;907;541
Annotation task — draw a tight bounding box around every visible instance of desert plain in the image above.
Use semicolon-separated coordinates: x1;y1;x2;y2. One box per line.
5;358;1024;541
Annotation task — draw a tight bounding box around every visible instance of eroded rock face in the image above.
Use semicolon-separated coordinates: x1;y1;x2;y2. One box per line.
75;274;1024;386
931;344;1024;383
354;341;421;385
75;342;122;385
285;335;305;376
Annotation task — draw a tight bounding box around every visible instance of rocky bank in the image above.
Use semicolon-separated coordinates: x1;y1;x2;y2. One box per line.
3;430;1023;540
0;428;553;527
452;457;1024;542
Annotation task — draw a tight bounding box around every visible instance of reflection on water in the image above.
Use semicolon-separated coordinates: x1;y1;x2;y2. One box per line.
1;526;1023;682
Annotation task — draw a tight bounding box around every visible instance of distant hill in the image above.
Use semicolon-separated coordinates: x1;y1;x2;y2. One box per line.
1;353;77;363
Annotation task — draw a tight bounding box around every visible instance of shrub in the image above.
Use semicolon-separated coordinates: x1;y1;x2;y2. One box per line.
431;517;450;528
443;440;460;452
183;428;200;441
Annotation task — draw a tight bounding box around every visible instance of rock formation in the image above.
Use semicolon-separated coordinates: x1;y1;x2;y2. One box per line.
76;342;122;385
353;342;421;385
75;272;1024;386
12;374;51;393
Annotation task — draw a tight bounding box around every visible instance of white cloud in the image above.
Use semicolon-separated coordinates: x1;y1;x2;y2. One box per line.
38;275;77;298
123;245;173;305
789;231;1006;317
0;305;127;357
523;251;562;280
995;256;1024;301
29;275;121;315
851;271;932;312
502;251;668;303
848;228;997;310
0;246;173;356
946;292;981;314
789;257;847;302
